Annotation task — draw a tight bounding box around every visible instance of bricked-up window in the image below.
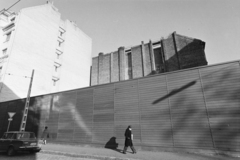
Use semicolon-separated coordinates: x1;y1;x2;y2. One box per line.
127;52;132;79
56;54;60;59
56;49;63;59
2;49;7;55
58;40;62;47
5;32;11;42
52;79;57;86
52;77;59;86
11;17;15;22
59;30;64;36
59;27;65;37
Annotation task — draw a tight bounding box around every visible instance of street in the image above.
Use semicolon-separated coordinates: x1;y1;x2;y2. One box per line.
0;152;96;160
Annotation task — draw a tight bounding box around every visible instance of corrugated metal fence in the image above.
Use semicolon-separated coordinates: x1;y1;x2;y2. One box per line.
0;60;239;151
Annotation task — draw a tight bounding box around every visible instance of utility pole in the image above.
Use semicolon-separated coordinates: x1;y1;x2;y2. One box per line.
0;0;21;13
19;69;34;131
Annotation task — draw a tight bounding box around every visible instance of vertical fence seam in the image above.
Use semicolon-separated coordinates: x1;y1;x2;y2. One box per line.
137;79;143;145
198;69;215;148
165;75;174;147
113;83;116;139
92;88;95;144
72;91;78;142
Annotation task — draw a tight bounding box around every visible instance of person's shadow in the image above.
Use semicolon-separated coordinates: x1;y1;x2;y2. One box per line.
105;137;123;153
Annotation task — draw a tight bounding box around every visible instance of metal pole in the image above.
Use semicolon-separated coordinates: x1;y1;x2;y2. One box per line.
6;0;21;10
19;69;34;131
7;120;11;132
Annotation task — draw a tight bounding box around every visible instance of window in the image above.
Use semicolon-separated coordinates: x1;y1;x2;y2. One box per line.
5;32;11;42
2;23;14;32
2;49;7;55
126;52;132;79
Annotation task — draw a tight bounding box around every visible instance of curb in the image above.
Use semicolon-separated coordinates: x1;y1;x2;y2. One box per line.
41;150;140;160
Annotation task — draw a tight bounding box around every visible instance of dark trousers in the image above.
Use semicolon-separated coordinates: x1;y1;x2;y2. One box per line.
123;138;136;153
123;146;136;153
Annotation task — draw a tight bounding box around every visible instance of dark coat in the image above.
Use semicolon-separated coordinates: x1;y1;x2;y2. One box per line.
41;129;49;139
124;128;133;147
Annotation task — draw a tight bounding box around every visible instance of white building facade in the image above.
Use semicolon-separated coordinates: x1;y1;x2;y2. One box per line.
0;2;92;102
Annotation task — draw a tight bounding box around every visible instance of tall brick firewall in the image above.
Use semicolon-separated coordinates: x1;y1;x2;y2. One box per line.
90;32;208;86
174;34;207;69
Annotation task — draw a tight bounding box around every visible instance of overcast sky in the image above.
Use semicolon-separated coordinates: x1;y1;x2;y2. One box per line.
1;0;240;65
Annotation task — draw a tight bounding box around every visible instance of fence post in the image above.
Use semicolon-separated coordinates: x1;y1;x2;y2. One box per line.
198;69;215;148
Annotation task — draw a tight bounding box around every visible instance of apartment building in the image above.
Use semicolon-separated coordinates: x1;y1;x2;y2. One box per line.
0;2;92;102
90;32;207;86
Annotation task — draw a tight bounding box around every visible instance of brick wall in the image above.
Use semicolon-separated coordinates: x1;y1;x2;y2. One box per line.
99;54;110;84
98;53;104;84
175;34;207;69
131;45;143;78
162;35;179;72
91;57;98;86
90;32;208;86
111;51;119;82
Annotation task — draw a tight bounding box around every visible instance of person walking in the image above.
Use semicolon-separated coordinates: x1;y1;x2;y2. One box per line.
123;125;137;154
41;126;49;145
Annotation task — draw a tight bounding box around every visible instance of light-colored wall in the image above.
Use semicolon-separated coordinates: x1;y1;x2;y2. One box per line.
58;20;91;91
0;4;60;102
0;3;92;102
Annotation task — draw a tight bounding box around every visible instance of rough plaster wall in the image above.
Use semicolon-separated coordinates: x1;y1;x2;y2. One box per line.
59;19;92;91
1;4;60;102
131;45;143;78
142;43;152;76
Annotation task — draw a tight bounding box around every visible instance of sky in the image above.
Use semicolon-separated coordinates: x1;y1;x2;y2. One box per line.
1;0;240;65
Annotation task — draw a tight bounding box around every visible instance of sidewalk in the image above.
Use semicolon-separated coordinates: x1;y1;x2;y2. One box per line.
40;143;239;160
